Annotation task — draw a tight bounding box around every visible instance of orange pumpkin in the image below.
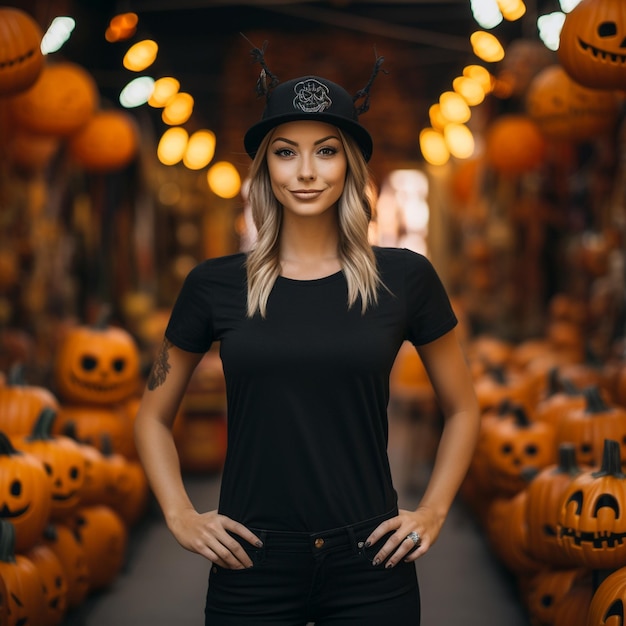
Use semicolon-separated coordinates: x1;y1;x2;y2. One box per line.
9;61;98;136
0;520;47;626
0;7;44;96
526;65;620;142
559;439;626;569
7;130;60;173
68;109;139;172
0;431;52;553
68;505;127;591
54;321;141;405
14;408;86;521
552;571;594;626
587;566;626;626
42;524;90;608
526;568;586;626
485;114;547;176
558;0;626;90
25;543;68;626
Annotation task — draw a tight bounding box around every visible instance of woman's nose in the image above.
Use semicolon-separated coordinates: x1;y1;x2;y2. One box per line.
297;156;316;180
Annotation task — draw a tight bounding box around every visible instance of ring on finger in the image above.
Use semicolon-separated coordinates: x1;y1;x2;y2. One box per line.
406;531;421;546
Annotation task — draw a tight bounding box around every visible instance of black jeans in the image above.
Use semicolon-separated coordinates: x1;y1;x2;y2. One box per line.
204;509;420;625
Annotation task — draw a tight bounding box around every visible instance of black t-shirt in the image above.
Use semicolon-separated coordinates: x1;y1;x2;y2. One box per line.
165;246;457;531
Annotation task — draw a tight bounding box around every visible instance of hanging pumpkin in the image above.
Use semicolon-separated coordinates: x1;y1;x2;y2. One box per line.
68;109;139;172
8;61;98;136
558;0;626;90
0;431;52;553
42;524;90;609
558;439;626;569
587;566;626;626
0;520;47;626
0;7;44;96
482;404;557;496
68;505;127;591
526;65;620;142
556;386;626;468
525;443;586;567
14;408;86;521
25;543;68;626
53;319;141;406
485;114;547;177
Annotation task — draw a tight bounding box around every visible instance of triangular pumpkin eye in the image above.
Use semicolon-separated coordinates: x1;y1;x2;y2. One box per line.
604;598;623;620
593;494;620;518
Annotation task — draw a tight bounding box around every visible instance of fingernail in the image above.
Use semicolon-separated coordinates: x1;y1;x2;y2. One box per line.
372;558;380;566
255;541;263;548
365;541;371;548
386;561;394;569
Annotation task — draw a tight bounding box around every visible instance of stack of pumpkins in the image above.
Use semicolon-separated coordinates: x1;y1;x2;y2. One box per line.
458;294;626;626
0;319;149;626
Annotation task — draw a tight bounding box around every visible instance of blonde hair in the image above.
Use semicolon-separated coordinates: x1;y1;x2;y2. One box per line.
245;128;382;318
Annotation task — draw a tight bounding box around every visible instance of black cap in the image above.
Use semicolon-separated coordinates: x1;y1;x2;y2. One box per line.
244;76;373;162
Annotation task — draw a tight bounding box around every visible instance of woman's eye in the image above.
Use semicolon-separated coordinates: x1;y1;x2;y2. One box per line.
318;146;338;156
273;148;294;157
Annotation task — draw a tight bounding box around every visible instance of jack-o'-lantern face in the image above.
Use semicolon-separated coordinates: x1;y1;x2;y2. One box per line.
26;544;68;625
0;8;44;96
0;433;52;552
526;65;620;142
559;444;626;570
588;567;626;626
558;0;626;89
54;325;140;405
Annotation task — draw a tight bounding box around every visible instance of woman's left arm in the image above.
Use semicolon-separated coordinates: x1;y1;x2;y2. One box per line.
366;328;481;567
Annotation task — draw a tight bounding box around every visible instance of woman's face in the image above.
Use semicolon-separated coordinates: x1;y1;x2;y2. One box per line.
266;120;347;219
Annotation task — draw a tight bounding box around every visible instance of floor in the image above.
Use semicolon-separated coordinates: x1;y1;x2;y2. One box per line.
62;406;530;626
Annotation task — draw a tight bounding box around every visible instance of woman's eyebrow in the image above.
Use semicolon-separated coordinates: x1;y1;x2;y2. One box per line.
271;135;340;146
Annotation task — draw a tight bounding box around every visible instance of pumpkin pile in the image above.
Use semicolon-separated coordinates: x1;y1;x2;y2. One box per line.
457;302;626;626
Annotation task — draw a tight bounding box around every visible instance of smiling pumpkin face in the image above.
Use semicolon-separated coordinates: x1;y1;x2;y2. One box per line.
54;324;140;406
558;0;626;89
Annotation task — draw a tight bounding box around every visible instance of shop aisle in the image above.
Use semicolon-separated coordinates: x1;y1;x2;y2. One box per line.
63;412;529;626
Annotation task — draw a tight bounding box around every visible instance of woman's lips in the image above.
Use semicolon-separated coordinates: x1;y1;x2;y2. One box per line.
290;189;323;200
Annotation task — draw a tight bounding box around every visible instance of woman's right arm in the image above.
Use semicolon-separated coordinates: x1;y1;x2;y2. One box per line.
134;338;262;569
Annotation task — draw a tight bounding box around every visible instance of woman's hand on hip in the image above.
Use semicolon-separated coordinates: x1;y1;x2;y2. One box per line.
167;508;263;569
364;506;445;568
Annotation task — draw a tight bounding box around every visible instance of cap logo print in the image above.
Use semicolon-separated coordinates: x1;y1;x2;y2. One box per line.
293;79;332;113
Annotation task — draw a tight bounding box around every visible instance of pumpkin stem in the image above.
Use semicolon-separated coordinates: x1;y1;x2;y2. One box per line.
592;439;624;478
27;407;57;441
95;303;112;329
545;367;561;397
0;520;17;564
0;432;20;457
512;404;531;427
561;378;580;396
556;443;580;477
7;362;26;386
584;386;610;414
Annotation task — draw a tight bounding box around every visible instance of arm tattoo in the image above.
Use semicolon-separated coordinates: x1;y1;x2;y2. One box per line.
148;338;172;390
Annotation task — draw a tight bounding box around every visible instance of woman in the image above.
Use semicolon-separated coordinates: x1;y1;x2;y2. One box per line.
134;54;480;625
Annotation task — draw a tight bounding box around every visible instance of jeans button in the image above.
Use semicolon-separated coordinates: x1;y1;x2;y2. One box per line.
314;537;324;548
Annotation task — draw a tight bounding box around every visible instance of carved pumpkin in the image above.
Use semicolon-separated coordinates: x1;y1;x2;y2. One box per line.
0;7;44;96
559;439;626;569
9;61;98;136
54;404;136;459
68;109;139;172
526;65;620;142
526;443;586;567
68;505;127;591
485;114;547;176
42;524;90;608
0;431;52;554
558;0;626;90
14;408;85;521
587;566;626;626
534;370;586;428
25;543;68;626
526;568;586;626
0;520;47;626
556;386;626;468
53;321;141;406
0;363;59;436
482;404;557;496
552;571;594;626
